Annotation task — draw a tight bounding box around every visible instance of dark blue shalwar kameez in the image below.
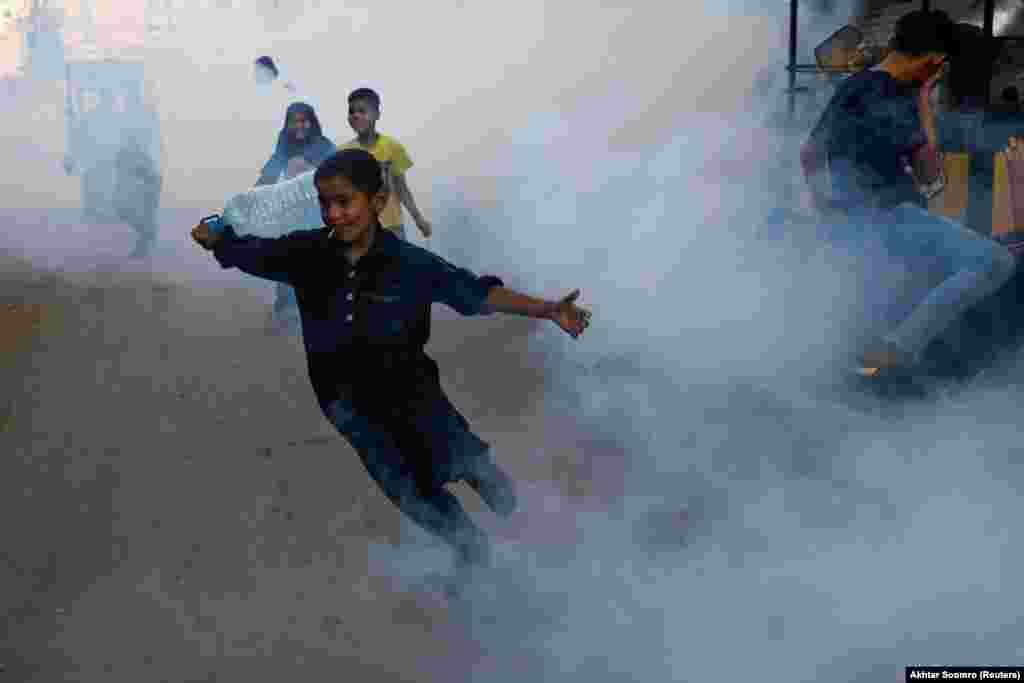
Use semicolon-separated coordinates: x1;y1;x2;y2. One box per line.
213;225;503;559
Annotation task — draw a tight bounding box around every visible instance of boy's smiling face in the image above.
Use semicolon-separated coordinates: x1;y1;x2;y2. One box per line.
348;99;379;136
317;174;387;246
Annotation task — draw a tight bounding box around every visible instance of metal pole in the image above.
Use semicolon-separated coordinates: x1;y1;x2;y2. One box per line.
788;0;798;121
983;0;995;105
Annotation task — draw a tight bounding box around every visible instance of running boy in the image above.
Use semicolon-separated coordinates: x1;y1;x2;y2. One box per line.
191;148;591;591
340;88;431;240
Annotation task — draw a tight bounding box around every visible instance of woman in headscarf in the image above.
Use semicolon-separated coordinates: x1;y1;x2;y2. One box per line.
256;101;335;186
256;101;336;332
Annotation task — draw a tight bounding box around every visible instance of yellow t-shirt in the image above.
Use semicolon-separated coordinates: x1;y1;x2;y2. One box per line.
340;134;413;231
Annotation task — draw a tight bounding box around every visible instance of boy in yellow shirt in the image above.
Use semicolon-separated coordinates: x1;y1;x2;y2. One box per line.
341;88;432;240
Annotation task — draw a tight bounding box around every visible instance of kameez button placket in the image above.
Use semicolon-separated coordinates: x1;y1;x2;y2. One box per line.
343;277;358;324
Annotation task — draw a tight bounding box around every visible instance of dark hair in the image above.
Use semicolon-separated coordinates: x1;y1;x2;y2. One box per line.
1003;86;1020;103
889;10;954;56
348;87;381;111
314;148;385;196
255;56;278;77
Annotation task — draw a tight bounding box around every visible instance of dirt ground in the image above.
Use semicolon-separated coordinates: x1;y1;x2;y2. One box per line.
0;209;630;682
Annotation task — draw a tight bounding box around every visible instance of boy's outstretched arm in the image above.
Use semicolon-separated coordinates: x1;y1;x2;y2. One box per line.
484;287;591;339
428;254;591;339
191;221;298;284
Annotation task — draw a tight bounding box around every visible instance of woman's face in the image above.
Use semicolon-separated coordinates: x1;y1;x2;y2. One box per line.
287;111;311;142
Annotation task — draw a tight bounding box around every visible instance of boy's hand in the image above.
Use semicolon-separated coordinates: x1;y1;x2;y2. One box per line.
548;289;591;339
416;216;433;238
191;221;222;251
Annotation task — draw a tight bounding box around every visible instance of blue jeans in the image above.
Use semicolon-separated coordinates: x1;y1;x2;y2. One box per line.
324;397;490;555
839;204;1017;361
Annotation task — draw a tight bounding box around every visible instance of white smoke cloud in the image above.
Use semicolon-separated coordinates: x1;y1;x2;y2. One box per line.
418;4;1024;681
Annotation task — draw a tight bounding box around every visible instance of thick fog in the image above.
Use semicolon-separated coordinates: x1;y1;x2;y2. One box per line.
3;1;1024;682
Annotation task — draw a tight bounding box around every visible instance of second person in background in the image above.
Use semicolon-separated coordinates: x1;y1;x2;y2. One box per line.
341;88;432;240
257;101;336;334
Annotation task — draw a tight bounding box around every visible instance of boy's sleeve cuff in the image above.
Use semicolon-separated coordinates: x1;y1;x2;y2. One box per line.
475;275;505;314
479;275;504;290
212;226;240;268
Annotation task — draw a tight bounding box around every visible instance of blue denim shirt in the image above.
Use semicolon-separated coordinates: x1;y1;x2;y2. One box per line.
213;225;503;417
805;69;926;211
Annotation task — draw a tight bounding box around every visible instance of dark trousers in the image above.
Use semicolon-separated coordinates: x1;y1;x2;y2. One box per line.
324;396;491;556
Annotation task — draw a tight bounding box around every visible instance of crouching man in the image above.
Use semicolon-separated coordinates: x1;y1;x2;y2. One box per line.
801;9;1016;375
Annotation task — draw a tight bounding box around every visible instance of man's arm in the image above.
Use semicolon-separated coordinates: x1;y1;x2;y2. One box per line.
800;116;831;212
908;88;946;199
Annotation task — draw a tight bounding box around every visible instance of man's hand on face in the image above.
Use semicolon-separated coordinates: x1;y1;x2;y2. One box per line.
191;221;222;251
920;60;948;99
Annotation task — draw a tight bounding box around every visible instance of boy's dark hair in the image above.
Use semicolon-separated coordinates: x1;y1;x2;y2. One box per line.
889;10;954;56
348;87;381;111
314;148;385;196
255;56;278;77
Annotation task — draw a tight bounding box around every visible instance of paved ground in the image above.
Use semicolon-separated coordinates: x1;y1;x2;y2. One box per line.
0;208;628;682
8;207;1024;682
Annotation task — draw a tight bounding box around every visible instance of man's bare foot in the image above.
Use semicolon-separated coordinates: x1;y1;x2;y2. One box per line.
856;341;915;376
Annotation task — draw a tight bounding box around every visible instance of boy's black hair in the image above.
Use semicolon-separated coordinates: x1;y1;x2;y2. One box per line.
348;87;381;111
254;56;278;77
314;148;385;196
889;10;955;56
